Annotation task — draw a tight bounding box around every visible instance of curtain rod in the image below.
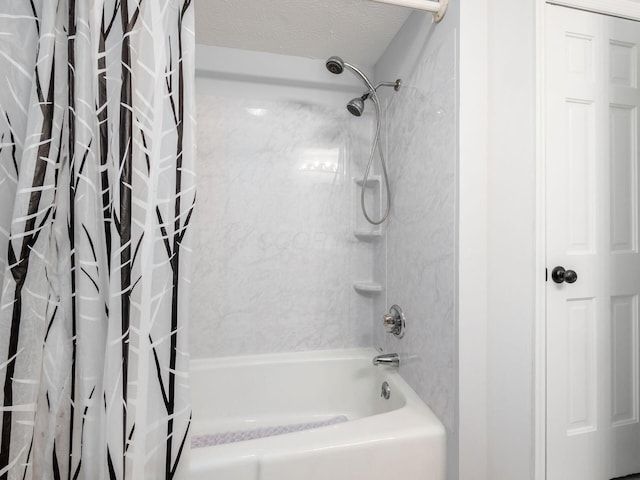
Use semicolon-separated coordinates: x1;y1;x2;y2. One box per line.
370;0;449;22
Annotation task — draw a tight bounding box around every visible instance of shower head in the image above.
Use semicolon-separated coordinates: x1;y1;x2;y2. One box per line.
347;97;364;117
325;56;345;75
347;93;369;117
325;55;376;95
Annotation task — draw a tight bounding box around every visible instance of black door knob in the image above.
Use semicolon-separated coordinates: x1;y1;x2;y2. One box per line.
551;266;577;284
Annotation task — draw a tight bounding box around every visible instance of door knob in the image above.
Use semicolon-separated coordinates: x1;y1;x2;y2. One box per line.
551;266;577;284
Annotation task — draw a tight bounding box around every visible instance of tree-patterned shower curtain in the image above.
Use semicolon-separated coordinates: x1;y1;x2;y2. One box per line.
0;1;195;479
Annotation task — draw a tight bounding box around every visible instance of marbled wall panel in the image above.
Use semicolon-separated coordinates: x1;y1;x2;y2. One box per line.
191;84;376;358
373;9;458;475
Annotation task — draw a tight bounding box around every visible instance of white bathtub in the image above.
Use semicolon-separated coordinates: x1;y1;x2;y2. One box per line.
189;348;446;480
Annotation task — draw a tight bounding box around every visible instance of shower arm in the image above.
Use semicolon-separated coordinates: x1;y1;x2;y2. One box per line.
344;62;401;97
373;80;402;92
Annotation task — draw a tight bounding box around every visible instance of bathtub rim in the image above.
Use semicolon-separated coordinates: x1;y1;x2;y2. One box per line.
191;347;389;370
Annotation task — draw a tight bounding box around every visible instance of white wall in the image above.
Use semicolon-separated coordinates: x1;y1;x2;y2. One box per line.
374;7;459;480
459;0;538;479
458;0;488;476
486;1;537;476
191;46;381;357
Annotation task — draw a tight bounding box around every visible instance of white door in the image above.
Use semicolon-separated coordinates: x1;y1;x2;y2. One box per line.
546;5;640;480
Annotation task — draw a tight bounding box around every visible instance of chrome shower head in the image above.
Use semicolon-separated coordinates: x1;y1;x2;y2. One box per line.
347;93;369;117
325;56;380;97
325;56;345;75
347;97;364;117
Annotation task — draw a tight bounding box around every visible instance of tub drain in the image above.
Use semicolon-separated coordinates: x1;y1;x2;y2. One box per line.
381;381;391;400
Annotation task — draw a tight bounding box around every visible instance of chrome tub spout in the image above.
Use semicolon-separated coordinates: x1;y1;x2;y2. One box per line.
372;353;400;367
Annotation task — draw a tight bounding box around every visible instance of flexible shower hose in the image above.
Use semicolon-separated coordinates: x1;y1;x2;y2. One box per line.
360;91;391;225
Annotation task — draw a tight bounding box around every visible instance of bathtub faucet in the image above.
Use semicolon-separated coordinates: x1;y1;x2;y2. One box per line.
372;353;400;367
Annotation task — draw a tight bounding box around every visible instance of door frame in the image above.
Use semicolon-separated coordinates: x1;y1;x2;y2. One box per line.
548;0;640;22
534;2;547;480
535;2;640;480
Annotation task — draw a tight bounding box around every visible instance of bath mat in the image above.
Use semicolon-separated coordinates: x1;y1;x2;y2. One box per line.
191;415;349;448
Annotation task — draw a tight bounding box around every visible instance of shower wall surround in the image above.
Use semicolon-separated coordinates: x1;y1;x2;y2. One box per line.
192;47;379;357
373;8;459;479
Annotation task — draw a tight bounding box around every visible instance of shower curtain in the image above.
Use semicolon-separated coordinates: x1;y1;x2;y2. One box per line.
0;1;195;479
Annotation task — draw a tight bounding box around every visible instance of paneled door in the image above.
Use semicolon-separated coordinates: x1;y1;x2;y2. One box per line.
546;4;640;480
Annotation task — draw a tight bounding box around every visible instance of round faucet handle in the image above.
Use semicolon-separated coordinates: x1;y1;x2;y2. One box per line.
382;314;397;331
382;305;405;338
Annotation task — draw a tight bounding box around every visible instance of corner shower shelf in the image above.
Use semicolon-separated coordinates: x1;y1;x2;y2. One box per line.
353;282;384;295
354;177;380;188
354;230;382;241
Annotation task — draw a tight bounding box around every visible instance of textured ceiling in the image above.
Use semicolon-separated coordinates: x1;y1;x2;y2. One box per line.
194;0;412;66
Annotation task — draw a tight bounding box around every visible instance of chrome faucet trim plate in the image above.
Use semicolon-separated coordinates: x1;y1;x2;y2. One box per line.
382;304;405;338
